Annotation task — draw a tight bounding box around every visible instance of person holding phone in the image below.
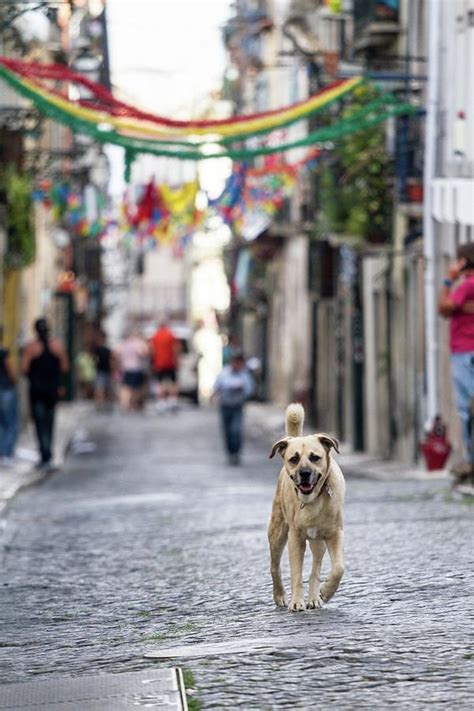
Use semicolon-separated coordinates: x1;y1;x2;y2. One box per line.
438;243;474;479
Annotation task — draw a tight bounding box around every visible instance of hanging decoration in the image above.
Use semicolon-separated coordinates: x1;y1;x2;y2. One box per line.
122;180;204;247
0;57;416;163
209;148;320;233
121;148;320;250
0;57;361;138
32;180;107;239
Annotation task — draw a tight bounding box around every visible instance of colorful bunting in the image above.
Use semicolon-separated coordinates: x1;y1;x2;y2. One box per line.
123;180;204;246
32;180;107;239
120;148;320;249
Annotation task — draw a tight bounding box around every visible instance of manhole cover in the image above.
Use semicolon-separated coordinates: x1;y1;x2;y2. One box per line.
144;634;305;660
0;668;186;710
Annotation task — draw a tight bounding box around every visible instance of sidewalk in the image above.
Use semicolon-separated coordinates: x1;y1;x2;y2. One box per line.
246;401;451;483
0;401;90;516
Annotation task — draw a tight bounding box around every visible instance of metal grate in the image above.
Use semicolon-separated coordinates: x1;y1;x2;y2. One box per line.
0;668;187;711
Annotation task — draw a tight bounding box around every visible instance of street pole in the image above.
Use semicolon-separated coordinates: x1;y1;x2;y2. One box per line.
423;0;441;425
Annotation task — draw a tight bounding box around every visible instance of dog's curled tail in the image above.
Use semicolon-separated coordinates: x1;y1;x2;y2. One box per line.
285;402;304;437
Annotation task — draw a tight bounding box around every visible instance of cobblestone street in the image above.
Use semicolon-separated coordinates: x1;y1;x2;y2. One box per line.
0;405;473;709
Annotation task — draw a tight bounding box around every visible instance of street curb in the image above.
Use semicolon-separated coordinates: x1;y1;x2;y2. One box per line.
0;401;91;518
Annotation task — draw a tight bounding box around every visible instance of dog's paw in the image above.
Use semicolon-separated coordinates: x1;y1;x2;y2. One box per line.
288;598;306;612
319;585;333;603
306;595;323;610
274;594;287;607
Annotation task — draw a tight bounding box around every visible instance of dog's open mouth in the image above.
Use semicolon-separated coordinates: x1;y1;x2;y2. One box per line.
298;482;315;495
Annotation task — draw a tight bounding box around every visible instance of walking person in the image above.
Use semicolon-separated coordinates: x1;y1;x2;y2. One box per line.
22;318;69;470
0;334;18;468
93;329;115;409
115;330;149;411
150;319;181;410
213;348;254;465
438;243;474;482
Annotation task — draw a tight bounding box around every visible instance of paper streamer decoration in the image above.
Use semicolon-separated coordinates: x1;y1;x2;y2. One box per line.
0;57;416;162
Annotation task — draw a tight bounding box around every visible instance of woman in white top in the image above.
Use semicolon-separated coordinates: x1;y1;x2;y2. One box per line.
116;331;149;411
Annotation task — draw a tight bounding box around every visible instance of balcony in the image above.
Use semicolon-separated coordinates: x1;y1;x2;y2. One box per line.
353;0;400;53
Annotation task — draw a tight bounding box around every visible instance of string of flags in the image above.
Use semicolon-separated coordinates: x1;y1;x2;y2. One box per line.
32;181;107;239
31;147;319;248
120;149;320;247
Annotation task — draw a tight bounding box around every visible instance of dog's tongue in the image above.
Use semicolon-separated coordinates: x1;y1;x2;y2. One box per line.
299;483;314;494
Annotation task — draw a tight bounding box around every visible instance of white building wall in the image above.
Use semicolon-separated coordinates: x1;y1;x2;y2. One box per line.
268;235;311;406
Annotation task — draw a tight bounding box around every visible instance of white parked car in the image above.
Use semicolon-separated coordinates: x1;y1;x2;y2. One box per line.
170;323;200;404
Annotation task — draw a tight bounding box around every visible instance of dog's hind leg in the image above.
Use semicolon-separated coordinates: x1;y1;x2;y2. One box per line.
307;539;326;609
268;501;288;607
320;529;344;602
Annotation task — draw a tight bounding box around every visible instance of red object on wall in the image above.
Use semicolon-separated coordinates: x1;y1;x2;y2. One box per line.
420;438;451;470
407;182;424;203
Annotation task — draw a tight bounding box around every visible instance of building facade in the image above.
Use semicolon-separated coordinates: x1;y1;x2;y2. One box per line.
424;0;474;460
0;1;111;403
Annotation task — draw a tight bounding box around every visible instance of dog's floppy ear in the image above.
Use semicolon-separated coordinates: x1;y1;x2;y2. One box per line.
316;433;340;454
269;436;292;459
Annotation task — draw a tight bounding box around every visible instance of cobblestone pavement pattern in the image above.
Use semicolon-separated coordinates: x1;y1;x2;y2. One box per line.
0;406;473;709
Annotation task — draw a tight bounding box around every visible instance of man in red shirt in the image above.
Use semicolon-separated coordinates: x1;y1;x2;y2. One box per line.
438;243;474;478
150;319;180;409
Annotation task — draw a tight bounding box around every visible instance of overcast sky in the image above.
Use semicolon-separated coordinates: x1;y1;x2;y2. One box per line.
107;0;231;116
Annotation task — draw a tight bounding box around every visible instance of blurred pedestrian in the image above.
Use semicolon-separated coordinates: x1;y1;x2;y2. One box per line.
150;319;180;410
0;331;18;468
93;329;115;409
22;318;69;470
213;348;254;465
75;349;96;399
116;330;149;411
438;243;474;480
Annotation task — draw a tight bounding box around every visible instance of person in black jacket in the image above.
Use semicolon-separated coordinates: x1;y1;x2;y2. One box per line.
93;329;115;408
0;331;18;468
22;318;69;470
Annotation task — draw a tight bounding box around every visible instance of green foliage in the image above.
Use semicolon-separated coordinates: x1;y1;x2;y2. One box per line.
317;84;392;243
182;670;196;688
183;669;201;711
0;166;35;268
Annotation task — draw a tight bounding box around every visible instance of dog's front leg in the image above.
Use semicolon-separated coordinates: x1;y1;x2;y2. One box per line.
268;499;289;607
320;529;344;602
287;530;306;611
307;539;326;608
268;527;288;607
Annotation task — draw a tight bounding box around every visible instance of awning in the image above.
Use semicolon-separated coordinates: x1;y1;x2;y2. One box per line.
431;178;474;226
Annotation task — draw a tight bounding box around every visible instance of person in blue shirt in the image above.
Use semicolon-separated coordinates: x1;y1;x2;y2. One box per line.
0;340;18;468
213;348;254;465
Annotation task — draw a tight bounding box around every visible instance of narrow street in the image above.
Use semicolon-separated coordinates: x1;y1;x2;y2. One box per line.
0;405;472;709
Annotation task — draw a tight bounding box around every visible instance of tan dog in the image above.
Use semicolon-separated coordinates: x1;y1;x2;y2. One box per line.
268;403;345;611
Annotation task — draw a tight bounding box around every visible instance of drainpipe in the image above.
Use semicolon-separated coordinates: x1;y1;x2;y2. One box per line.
0;197;6;335
423;0;441;424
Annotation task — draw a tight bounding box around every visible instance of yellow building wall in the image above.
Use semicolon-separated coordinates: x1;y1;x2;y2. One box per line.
3;269;21;368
